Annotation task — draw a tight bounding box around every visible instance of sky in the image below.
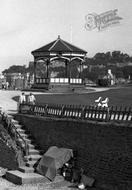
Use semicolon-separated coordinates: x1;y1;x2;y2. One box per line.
0;0;132;73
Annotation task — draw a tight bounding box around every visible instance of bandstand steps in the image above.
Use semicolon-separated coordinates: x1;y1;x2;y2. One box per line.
31;83;49;91
49;85;72;93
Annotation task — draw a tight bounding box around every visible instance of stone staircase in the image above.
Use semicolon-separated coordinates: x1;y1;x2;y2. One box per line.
5;118;49;185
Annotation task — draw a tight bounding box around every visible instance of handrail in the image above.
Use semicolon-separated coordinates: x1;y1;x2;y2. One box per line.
1;112;28;157
10;122;28;156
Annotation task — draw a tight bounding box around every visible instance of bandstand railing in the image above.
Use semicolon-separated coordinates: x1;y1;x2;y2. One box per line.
19;103;132;122
36;78;50;84
36;77;83;84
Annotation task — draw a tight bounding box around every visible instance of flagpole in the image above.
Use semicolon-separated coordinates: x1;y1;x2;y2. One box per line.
70;24;73;43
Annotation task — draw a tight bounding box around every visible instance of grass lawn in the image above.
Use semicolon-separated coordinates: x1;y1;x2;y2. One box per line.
35;86;132;108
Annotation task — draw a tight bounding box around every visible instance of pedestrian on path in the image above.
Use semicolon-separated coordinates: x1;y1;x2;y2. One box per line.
6;82;9;90
18;92;26;113
27;93;36;105
19;92;26;104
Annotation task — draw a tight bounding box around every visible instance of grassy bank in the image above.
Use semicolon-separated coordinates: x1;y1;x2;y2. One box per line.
0;123;18;170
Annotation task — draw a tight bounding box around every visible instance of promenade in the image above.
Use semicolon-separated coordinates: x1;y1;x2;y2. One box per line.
0;90;45;114
0;90;21;114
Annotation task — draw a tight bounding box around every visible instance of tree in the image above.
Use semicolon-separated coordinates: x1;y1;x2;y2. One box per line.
2;65;26;74
93;53;106;65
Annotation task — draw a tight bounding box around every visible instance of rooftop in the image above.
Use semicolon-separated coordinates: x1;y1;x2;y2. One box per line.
31;35;87;54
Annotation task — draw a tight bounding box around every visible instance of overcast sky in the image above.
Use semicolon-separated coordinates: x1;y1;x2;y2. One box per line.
0;0;132;72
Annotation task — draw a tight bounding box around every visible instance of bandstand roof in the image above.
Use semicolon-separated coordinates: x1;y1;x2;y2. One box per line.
31;35;87;60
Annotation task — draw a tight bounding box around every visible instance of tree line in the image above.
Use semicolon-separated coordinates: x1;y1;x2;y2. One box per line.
85;51;132;66
2;51;132;82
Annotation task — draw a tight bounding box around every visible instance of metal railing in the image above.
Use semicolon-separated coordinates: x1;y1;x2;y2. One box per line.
1;112;28;156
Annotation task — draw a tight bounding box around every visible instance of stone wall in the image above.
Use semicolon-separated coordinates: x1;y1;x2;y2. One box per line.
15;114;132;185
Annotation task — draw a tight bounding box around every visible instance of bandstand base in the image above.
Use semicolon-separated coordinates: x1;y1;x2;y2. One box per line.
31;82;86;93
31;83;49;91
31;78;84;92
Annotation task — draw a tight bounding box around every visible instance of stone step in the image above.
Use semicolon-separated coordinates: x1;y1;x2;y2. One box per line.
6;170;49;185
28;149;40;155
16;128;26;134
7;115;13;120
11;119;19;125
20;136;35;144
20;133;29;138
27;154;42;161
26;161;38;167
14;124;23;129
18;166;34;173
28;143;35;149
38;149;45;155
18;138;32;144
20;134;34;141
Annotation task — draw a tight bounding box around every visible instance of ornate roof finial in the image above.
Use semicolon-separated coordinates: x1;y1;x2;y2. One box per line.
58;35;60;39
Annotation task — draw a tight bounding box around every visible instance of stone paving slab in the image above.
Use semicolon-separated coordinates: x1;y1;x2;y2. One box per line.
0;175;76;190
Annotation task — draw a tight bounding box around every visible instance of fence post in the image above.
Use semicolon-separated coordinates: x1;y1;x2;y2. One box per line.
106;106;110;121
45;104;48;116
61;104;65;117
81;105;86;119
29;104;33;114
126;107;131;121
18;103;22;113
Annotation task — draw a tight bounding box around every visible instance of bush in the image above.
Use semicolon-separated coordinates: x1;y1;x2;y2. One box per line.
98;79;109;87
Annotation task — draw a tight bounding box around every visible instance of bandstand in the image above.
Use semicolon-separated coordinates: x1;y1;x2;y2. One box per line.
31;35;87;89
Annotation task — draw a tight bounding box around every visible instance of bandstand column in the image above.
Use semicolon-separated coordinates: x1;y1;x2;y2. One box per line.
68;59;71;84
79;61;82;78
80;60;84;84
34;59;37;84
65;59;68;78
46;59;49;79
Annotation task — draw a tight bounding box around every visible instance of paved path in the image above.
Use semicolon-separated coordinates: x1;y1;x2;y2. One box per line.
0;90;46;114
0;90;22;114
